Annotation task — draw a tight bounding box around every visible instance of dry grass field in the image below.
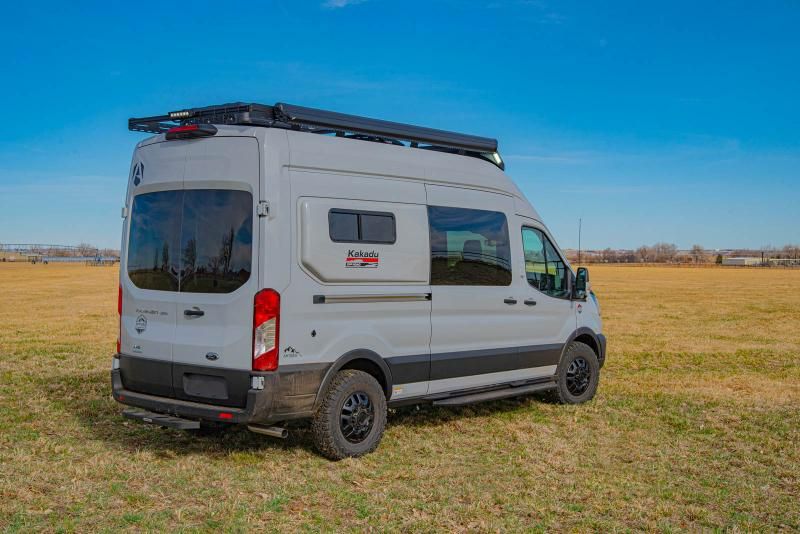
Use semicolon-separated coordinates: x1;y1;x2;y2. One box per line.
1;263;798;532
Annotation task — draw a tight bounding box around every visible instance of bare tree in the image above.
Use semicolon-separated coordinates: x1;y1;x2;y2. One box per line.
219;228;235;274
600;248;618;263
182;238;197;274
690;244;706;263
77;242;97;257
653;243;678;263
161;242;170;270
209;255;221;275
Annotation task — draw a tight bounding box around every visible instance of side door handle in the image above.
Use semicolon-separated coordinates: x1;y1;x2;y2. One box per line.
184;308;205;317
503;298;518;305
524;299;537;306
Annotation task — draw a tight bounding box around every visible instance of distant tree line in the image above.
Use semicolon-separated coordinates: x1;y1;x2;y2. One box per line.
566;243;800;264
0;243;120;258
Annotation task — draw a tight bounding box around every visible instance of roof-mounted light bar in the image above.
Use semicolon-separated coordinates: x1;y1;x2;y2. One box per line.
169;110;193;119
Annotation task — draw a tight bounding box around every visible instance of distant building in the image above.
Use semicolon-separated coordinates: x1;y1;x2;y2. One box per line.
722;257;762;266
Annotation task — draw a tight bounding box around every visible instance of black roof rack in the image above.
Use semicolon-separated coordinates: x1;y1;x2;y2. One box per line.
128;102;504;169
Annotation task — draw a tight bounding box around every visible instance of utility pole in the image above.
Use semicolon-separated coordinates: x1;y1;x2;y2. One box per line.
578;218;582;266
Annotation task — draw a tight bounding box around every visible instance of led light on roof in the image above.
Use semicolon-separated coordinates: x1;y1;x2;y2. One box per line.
169;110;192;119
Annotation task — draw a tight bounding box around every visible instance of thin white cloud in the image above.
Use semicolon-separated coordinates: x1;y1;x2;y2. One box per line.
323;0;367;8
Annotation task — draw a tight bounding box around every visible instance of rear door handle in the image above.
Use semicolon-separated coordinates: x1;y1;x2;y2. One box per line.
184;309;205;317
524;299;537;306
503;298;517;305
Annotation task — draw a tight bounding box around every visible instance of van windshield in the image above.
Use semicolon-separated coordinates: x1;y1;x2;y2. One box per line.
127;189;253;293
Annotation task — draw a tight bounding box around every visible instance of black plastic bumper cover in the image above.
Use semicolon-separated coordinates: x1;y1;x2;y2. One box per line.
111;353;331;425
112;367;275;424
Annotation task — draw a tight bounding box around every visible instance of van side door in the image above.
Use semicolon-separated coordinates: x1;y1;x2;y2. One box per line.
426;185;541;394
282;171;432;403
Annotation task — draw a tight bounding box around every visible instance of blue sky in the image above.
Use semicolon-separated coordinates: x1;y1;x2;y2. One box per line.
1;0;798;250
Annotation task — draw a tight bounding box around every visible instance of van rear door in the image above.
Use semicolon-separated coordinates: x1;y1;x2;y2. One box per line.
170;137;260;407
120;142;186;397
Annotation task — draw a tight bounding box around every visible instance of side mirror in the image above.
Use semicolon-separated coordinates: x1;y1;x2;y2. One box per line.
574;267;589;299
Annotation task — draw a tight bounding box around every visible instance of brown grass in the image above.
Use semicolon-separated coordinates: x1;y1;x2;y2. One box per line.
1;263;798;531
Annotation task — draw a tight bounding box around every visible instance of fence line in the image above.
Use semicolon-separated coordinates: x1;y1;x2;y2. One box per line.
572;262;800;269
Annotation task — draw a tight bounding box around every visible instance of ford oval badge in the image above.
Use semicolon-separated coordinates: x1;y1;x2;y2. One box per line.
205;352;219;361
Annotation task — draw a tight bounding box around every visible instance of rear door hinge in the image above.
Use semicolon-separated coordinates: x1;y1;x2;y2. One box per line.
257;201;270;217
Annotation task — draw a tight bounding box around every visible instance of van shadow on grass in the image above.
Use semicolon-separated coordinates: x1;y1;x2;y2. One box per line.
50;368;556;457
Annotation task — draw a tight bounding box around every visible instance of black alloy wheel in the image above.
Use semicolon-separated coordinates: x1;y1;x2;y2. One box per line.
554;341;600;404
311;369;387;460
565;356;592;396
340;391;375;443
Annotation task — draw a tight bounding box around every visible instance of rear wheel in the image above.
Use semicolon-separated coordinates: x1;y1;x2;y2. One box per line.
311;370;387;460
554;341;599;404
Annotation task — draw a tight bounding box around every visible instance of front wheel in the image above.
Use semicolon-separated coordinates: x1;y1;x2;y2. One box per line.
554;341;600;404
311;370;387;460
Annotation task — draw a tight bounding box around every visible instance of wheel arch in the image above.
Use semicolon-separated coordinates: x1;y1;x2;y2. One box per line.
314;349;393;409
560;327;605;368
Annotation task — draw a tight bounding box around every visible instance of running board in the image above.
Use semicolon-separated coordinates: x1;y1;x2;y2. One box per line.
432;381;555;407
123;408;201;430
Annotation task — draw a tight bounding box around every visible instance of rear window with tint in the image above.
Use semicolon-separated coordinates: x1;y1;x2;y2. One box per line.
127;190;253;293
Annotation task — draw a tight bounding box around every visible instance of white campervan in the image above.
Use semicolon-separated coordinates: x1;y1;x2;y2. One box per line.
113;102;606;459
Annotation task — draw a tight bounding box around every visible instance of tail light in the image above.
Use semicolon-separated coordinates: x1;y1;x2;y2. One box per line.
253;289;280;371
116;284;122;353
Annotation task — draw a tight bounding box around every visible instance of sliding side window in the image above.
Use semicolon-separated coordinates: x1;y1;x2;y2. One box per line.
328;209;396;244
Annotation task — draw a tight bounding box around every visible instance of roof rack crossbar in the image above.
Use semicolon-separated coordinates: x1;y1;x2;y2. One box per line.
128;102;503;169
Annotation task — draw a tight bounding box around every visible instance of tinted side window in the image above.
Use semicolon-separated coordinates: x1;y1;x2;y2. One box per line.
522;227;569;298
329;211;359;242
328;209;396;244
180;190;253;294
127;189;252;293
127;191;182;291
428;206;512;286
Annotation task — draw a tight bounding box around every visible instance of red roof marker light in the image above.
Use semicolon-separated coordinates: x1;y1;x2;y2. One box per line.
165;123;217;140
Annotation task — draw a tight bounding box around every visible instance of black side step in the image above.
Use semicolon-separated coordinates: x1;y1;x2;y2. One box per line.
432;381;556;407
123;409;201;430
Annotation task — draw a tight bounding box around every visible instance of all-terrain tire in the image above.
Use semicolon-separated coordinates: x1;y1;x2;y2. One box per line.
311;370;387;460
554;341;600;404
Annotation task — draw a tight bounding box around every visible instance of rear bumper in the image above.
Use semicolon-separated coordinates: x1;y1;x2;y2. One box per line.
111;354;330;425
111;367;274;424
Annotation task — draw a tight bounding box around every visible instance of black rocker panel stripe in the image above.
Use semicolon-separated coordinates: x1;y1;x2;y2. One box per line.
385;344;563;384
385;353;431;385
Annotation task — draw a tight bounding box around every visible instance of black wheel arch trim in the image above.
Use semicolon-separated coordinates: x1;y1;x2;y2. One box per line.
561;327;606;368
314;349;394;409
